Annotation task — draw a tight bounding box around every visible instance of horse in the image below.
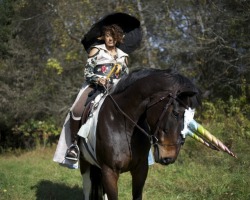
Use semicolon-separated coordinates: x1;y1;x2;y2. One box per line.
78;68;201;200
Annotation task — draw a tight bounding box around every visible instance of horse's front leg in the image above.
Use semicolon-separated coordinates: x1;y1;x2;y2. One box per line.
101;165;119;200
131;160;149;200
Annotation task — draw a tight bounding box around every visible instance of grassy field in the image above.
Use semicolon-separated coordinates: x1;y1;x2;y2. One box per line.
0;137;249;200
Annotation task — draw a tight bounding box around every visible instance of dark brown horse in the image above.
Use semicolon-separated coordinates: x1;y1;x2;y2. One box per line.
78;68;201;200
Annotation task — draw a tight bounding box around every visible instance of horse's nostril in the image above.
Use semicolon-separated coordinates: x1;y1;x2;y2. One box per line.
161;157;175;165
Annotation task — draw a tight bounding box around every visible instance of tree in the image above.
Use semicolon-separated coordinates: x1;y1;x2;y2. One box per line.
193;0;250;100
0;0;14;58
1;0;249;150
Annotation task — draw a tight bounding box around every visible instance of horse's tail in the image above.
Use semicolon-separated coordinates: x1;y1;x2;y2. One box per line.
90;165;105;199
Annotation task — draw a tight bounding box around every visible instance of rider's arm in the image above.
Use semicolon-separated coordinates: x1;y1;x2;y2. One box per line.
84;47;100;84
121;56;129;75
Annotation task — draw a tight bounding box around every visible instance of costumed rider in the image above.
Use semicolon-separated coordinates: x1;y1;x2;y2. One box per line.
65;24;129;161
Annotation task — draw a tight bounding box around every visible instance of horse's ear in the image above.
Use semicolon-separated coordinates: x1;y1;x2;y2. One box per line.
178;90;197;97
178;85;199;97
177;87;202;108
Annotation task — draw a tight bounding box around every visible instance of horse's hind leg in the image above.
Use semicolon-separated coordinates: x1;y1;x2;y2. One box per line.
82;168;91;200
90;165;106;199
80;159;91;200
80;158;106;200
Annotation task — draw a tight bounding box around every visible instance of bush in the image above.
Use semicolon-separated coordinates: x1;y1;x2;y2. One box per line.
0;119;61;152
197;96;250;139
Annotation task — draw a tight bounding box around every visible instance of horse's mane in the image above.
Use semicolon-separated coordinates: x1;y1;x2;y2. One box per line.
112;67;202;107
112;68;171;94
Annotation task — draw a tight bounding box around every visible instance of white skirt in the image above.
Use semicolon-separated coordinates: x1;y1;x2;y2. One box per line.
53;83;89;169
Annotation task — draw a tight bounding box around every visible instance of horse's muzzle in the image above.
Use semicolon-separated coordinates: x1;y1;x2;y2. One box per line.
153;144;176;165
158;157;176;165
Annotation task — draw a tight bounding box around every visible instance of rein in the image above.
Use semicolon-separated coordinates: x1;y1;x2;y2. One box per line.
151;93;176;139
107;93;178;145
107;94;154;143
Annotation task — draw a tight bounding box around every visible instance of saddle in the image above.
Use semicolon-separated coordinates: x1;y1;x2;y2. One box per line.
81;101;93;124
81;85;106;124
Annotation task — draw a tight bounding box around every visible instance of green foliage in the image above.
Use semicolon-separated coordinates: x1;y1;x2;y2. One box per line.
198;96;250;139
10;119;61;150
46;58;63;75
0;0;249;153
0;0;14;57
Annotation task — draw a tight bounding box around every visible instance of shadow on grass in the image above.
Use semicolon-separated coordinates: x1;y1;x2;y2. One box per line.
31;180;82;200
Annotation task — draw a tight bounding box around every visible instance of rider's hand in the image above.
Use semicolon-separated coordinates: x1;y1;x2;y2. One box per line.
97;77;107;86
115;64;122;77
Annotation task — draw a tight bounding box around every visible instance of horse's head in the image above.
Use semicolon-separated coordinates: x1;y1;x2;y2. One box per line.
146;83;201;165
113;68;236;165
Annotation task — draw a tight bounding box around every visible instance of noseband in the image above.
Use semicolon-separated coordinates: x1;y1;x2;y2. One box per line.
107;92;187;145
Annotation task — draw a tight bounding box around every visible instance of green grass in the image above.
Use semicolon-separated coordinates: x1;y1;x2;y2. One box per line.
0;137;250;200
0;147;82;200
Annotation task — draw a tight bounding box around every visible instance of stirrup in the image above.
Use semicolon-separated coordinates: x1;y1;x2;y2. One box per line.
65;144;80;161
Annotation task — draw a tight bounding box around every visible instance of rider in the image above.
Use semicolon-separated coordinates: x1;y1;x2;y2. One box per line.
65;24;129;161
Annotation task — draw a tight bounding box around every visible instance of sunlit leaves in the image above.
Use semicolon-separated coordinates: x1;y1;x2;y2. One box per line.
46;58;63;75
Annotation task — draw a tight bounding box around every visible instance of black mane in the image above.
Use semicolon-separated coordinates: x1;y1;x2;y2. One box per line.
112;68;175;94
112;67;201;107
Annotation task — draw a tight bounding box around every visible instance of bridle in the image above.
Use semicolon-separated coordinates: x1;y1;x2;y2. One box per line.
107;92;188;146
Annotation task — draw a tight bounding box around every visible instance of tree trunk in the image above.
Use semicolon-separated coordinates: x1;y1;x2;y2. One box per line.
136;0;155;68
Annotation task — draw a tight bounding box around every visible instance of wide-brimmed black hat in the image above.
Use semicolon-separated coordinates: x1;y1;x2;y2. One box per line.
81;12;142;54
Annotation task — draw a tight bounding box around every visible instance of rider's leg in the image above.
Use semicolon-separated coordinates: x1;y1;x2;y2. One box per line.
64;113;81;161
65;86;94;161
70;113;81;145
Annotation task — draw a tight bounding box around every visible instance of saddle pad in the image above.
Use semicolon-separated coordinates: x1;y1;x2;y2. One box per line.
78;93;106;166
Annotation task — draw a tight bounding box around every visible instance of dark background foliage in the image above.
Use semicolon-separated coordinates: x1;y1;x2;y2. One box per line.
0;0;249;150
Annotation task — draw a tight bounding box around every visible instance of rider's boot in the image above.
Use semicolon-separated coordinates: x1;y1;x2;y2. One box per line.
65;114;80;161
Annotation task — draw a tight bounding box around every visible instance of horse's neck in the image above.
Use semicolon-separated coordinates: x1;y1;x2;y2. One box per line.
115;86;159;119
113;76;175;121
